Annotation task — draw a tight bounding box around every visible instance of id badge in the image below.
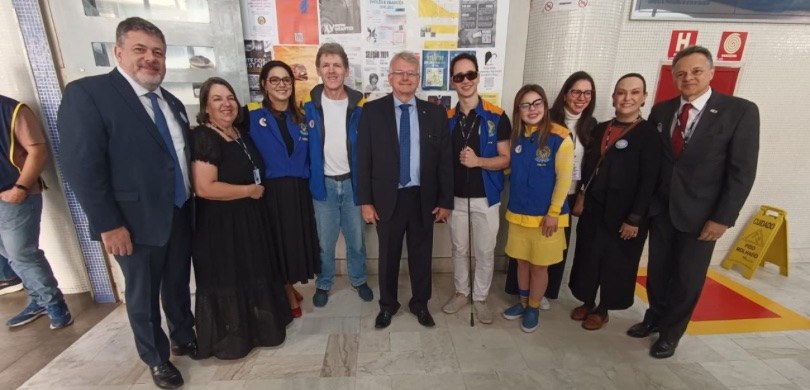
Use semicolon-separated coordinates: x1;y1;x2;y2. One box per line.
252;168;262;185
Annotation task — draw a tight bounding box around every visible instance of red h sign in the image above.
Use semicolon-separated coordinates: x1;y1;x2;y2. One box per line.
668;30;698;59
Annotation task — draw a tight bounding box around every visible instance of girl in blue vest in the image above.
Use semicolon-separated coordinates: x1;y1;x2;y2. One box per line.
502;85;574;333
245;61;320;318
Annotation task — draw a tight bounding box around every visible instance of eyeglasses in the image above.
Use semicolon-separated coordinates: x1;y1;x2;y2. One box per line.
267;76;292;86
390;70;419;79
568;89;593;99
518;98;544;111
452;71;478;83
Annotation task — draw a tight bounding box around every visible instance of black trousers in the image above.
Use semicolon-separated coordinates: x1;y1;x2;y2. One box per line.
115;202;195;367
376;187;434;314
645;209;716;343
505;194;575;298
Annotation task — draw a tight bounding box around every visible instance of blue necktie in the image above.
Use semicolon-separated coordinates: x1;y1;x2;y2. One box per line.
399;103;411;187
146;92;187;207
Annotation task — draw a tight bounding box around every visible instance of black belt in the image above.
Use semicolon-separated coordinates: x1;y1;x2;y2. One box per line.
325;172;352;181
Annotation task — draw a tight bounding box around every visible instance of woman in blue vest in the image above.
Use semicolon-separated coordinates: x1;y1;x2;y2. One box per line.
245;61;320;318
501;85;574;333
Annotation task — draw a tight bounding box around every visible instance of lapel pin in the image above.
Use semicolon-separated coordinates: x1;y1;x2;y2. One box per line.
179;112;188;124
616;139;629;149
710;108;718;114
259;117;267;127
656;123;663;133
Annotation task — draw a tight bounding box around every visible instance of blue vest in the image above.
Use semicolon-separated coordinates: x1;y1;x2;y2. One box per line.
507;125;571;216
304;85;365;203
248;103;310;179
447;99;506;206
0;96;23;191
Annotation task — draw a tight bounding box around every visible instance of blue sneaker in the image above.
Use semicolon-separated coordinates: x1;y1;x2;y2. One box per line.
521;307;540;333
502;303;526;320
6;301;46;327
47;301;74;330
352;283;374;302
313;288;329;307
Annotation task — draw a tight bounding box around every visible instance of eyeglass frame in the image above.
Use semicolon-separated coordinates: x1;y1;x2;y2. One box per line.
568;89;593;99
266;76;293;86
518;98;544;111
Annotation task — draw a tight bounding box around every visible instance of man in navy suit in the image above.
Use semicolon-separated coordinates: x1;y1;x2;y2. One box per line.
356;51;453;329
627;46;759;359
57;17;195;389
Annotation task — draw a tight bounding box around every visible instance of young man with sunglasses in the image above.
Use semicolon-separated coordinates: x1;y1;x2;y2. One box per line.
441;53;511;324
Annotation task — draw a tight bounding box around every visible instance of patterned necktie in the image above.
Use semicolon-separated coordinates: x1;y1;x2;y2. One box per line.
146;92;187;207
671;102;693;158
399;103;411;187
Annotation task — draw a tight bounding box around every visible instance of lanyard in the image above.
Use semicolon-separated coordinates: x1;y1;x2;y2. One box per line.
210;124;261;181
674;104;706;144
458;111;480;148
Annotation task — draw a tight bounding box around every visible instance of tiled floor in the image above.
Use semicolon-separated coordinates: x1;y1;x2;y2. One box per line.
18;257;810;390
0;292;118;389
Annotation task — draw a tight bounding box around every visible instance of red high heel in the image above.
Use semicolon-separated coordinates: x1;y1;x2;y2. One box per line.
291;306;302;318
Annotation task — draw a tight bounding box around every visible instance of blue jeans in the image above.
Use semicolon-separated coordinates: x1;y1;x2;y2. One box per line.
0;194;63;307
0;254;18;281
313;177;368;290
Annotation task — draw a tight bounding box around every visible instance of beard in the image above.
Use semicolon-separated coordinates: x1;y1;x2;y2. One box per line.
132;62;165;90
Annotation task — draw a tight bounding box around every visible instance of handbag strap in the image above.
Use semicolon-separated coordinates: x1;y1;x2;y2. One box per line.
580;117;643;192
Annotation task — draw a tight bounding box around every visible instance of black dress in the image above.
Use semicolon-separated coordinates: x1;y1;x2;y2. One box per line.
191;125;292;360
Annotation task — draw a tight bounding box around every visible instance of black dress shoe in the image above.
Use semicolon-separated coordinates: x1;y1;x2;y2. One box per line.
150;361;184;389
375;310;393;329
650;338;678;359
171;340;200;360
626;321;659;338
413;308;435;327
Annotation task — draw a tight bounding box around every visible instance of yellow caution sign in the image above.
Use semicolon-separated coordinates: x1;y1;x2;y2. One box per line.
722;205;789;279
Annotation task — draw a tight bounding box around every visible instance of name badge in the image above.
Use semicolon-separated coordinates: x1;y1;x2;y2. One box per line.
253;168;262;185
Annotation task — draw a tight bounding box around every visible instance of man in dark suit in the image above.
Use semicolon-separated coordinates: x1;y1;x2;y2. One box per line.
627;46;759;358
357;51;453;329
57;17;196;389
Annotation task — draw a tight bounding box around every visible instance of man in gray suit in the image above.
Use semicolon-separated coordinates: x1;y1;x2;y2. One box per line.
57;17;195;389
627;46;759;359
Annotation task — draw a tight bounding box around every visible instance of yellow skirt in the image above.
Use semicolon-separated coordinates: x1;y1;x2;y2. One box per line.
505;222;567;266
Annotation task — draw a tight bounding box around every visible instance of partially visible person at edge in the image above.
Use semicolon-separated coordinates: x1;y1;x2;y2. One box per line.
441;53;510;324
190;77;292;360
505;71;597;311
304;43;373;308
627;45;759;359
0;95;72;329
501;85;574;333
57;17;196;389
357;51;453;330
0;251;22;296
244;60;321;318
568;73;661;331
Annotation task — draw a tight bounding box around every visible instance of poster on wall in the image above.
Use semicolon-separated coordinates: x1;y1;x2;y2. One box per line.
458;0;496;47
276;0;320;44
631;0;810;23
418;0;461;49
365;0;407;47
238;0;509;107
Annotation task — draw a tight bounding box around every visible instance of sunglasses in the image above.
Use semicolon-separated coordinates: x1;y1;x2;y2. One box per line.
452;71;479;83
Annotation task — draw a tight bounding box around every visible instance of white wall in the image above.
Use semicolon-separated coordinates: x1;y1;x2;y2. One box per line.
522;0;810;262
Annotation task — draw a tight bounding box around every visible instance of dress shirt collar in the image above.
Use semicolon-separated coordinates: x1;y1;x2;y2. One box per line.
680;88;712;112
393;95;417;108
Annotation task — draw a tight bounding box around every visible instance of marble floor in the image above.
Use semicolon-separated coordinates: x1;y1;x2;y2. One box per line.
18;259;810;390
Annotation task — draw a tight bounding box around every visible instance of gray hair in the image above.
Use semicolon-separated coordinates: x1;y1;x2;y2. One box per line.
116;17;165;47
389;51;420;73
672;45;713;68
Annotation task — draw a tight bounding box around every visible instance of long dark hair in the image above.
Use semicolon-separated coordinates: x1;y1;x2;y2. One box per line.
549;71;596;147
196;77;242;125
259;60;303;124
511;84;551;147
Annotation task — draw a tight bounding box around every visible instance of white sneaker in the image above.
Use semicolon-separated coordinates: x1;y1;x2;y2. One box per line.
442;293;469;314
539;297;551;311
474;300;493;324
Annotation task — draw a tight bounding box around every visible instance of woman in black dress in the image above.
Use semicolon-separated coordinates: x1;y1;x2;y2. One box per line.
246;61;321;318
568;73;661;330
191;77;291;359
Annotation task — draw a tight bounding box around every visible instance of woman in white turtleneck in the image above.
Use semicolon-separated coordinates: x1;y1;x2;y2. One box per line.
504;71;598;309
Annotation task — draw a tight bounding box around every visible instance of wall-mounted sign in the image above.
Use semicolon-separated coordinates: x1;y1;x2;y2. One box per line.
718;31;748;61
668;30;698;59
